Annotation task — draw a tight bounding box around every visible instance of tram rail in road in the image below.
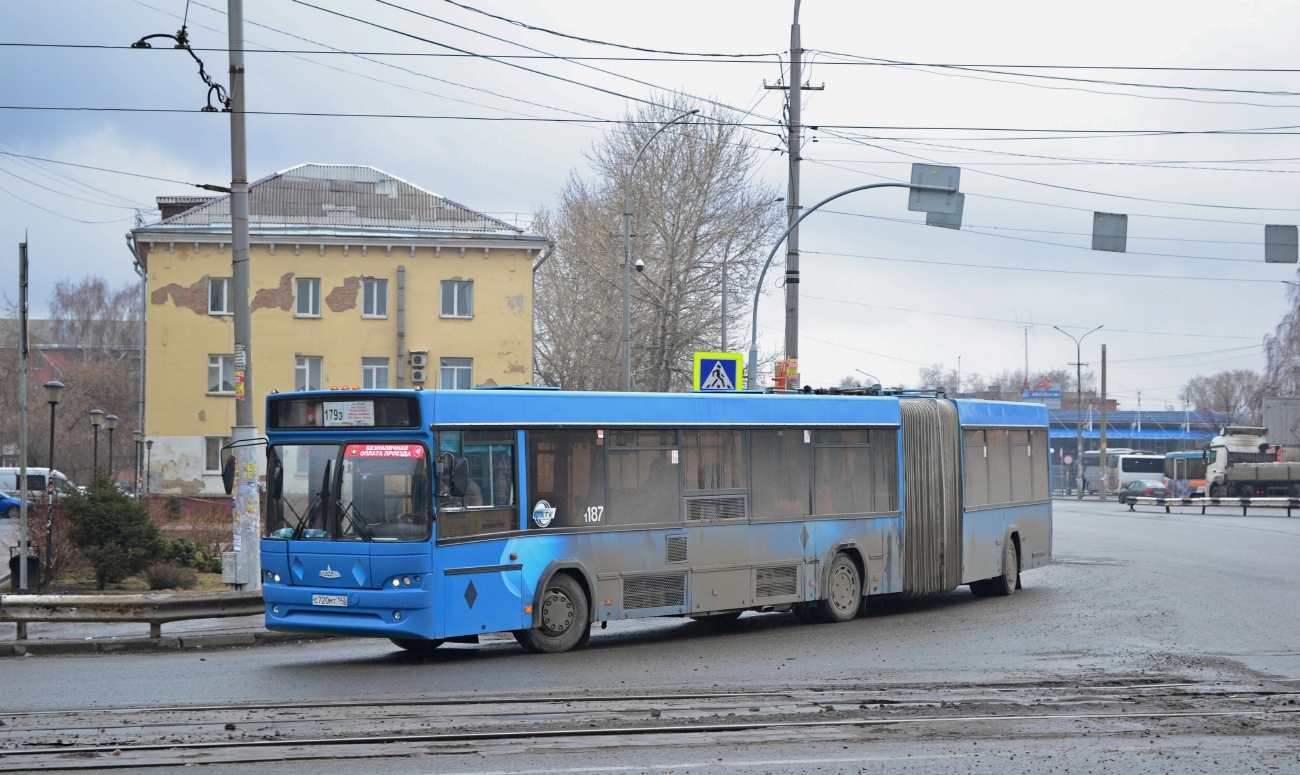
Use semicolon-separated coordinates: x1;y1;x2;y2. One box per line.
2;680;1297;771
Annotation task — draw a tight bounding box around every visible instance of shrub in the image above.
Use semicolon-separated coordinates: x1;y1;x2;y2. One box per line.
146;561;198;590
66;474;164;590
193;554;224;574
164;537;200;567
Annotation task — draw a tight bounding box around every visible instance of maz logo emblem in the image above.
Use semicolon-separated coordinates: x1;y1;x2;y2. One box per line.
319;565;341;579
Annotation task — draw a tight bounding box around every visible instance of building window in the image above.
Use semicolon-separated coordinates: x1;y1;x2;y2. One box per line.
362;278;388;318
208;278;232;315
295;278;321;317
295;356;323;391
441;280;473;318
362;357;389;389
204;435;233;473
440;357;472;390
208;354;236;395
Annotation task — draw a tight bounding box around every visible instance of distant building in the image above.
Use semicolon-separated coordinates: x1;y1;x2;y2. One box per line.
130;163;548;493
1048;409;1228;460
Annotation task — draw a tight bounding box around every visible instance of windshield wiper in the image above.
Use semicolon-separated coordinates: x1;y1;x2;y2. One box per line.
335;500;372;542
291;460;332;540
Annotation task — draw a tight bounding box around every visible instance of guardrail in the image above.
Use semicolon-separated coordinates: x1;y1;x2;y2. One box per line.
0;591;264;640
1127;496;1300;517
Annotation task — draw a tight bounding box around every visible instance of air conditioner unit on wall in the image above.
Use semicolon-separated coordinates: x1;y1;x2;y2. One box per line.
409;350;428;369
411;369;428;384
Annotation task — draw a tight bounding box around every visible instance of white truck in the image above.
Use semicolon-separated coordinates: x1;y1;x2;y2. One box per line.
1204;426;1300;498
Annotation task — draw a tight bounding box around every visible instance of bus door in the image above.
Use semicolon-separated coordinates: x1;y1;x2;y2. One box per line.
435;430;527;638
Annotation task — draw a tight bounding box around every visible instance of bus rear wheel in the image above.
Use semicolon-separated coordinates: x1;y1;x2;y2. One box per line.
390;637;444;654
987;540;1020;597
814;554;862;623
514;573;590;654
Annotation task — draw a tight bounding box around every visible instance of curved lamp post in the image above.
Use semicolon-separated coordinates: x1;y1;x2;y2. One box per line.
1053;325;1103;499
105;414;119;483
621;108;699;391
747;168;961;389
42;381;64;591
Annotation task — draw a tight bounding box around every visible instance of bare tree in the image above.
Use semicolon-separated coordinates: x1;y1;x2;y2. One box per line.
534;96;784;392
49;276;140;364
1265;283;1300;395
1179;370;1263;426
0;277;141;484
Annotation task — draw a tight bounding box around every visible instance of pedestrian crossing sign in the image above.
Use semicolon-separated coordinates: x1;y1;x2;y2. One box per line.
693;352;744;391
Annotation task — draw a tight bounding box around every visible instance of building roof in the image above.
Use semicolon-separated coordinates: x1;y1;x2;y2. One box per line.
134;164;542;242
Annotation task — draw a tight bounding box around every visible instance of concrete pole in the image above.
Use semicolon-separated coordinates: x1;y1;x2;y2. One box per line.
17;242;29;617
1099;344;1108;500
1075;351;1083;500
228;0;260;591
621;109;698;391
45;400;56;591
783;0;803;372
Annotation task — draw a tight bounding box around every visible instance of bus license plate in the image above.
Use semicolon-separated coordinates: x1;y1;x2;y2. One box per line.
312;594;348;607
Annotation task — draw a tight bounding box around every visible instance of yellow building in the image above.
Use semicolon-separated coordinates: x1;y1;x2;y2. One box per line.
131;164;548;494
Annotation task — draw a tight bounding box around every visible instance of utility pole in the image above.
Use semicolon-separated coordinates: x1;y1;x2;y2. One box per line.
1023;326;1030;390
721;237;730;352
1054;325;1102;501
227;0;260;591
1099;344;1108;500
765;0;822;388
1137;391;1143;435
17;242;30;625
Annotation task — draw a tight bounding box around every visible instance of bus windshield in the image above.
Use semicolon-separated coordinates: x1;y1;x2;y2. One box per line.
265;443;432;542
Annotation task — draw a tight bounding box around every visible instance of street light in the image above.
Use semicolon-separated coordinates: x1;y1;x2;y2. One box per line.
1053;325;1103;500
621;108;699;392
854;369;881;387
42;380;64;592
89;409;104;474
132;430;144;497
748;165;962;388
105;414;119;483
145;439;153;497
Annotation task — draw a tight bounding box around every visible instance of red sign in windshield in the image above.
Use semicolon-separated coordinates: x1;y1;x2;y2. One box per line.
344;444;425;459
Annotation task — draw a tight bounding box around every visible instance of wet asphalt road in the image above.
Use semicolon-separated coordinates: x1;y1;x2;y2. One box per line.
5;498;1300;772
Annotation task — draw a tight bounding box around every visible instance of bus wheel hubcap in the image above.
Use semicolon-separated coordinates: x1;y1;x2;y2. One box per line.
831;567;856;611
541;591;574;633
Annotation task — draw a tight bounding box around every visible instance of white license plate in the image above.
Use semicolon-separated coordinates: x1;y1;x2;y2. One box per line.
312;594;348;607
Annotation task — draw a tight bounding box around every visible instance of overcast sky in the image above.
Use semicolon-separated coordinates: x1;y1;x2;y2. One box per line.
3;0;1297;408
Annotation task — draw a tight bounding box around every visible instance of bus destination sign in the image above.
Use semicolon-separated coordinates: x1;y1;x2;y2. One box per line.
344;444;424;459
323;401;375;427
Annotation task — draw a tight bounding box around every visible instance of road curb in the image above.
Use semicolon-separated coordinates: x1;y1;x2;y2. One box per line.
2;631;338;657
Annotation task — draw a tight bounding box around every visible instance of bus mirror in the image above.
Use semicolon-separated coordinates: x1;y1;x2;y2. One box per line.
452;457;469;497
268;457;283;500
221;456;236;495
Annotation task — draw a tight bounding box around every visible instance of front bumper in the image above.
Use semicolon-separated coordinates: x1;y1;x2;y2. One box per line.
262;583;435;639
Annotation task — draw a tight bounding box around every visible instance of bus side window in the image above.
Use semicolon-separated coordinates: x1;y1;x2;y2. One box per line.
436;429;518;539
750;429;812;519
963;429;989;507
607;430;680;526
986;430;1012;505
812;428;895;516
1030;430;1050;500
527;430;606;529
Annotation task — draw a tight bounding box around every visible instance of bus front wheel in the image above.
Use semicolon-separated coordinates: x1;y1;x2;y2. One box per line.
514;573;590;654
814;554;862;623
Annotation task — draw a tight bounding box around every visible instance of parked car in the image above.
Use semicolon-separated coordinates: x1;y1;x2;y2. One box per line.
0;490;38;519
1118;479;1171;504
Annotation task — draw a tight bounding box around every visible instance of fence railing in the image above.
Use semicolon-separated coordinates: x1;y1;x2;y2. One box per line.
1127;496;1299;517
0;590;264;639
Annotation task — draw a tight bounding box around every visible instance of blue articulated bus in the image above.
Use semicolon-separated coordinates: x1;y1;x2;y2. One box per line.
260;388;1051;654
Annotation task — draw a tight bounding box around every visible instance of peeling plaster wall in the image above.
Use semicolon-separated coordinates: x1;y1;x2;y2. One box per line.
140;240;536;486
